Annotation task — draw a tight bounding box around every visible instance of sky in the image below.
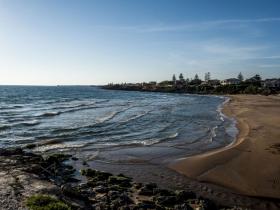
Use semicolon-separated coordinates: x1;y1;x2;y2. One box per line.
0;0;280;85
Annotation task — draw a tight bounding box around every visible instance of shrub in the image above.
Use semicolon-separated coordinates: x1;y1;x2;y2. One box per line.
244;85;258;94
26;194;70;210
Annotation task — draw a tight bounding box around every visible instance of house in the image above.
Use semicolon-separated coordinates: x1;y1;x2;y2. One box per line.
245;74;262;84
262;78;280;88
204;79;221;87
175;80;186;89
221;78;241;85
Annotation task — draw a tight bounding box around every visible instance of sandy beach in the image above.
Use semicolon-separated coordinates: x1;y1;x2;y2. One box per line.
170;95;280;199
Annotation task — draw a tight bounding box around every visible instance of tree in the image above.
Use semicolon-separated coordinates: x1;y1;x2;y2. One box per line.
172;74;177;84
253;74;262;82
179;73;184;82
204;72;211;82
190;74;202;85
238;72;244;81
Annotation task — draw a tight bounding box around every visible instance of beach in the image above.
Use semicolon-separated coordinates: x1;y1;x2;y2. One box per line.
1;93;280;209
170;94;280;199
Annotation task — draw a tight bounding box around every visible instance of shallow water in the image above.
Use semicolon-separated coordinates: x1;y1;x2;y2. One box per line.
0;86;236;159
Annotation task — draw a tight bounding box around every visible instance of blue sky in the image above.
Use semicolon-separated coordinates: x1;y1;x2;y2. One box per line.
0;0;280;85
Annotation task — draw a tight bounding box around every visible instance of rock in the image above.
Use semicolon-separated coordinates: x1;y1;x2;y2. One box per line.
0;148;23;156
198;198;218;210
117;193;134;205
78;188;96;198
71;157;78;161
188;198;218;210
144;183;157;190
108;191;120;200
133;201;157;210
138;183;157;196
176;190;196;202
94;185;109;193
45;153;71;163
25;144;37;149
134;183;143;190
154;196;177;207
153;188;175;196
109;184;129;192
174;203;193;210
81;168;112;181
120;206;131;210
82;160;88;166
138;187;154;196
61;184;88;201
108;175;132;188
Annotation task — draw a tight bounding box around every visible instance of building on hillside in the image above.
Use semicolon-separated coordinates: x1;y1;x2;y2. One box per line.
202;79;221;87
175;80;186;89
221;78;241;85
245;75;262;84
262;78;280;88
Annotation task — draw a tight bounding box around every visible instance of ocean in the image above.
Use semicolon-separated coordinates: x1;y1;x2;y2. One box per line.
0;86;236;160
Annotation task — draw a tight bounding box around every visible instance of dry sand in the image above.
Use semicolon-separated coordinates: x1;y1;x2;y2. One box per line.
170;95;280;199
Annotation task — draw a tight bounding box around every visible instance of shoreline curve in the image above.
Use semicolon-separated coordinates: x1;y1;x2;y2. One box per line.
170;94;280;199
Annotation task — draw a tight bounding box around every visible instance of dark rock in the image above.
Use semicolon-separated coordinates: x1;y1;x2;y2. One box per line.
94;185;109;193
138;187;154;196
25;144;37;149
71;157;78;161
138;183;157;196
120;206;132;210
154;196;177;207
81;168;112;181
134;183;143;190
198;198;218;210
82;160;88;166
176;190;196;202
109;184;129;192
61;184;88;201
117;193;134;205
0;148;23;156
133;201;157;210
174;203;193;210
108;191;120;200
144;183;157;190
79;188;96;198
45;153;71;164
108;175;132;188
153;188;175;196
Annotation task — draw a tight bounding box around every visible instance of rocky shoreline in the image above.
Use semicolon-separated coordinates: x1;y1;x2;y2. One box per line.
0;147;261;210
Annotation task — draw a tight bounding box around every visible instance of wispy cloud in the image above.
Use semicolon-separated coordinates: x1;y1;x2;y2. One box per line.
98;17;280;33
262;55;280;59
259;64;280;68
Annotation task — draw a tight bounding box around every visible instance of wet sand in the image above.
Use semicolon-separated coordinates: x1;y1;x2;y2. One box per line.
170;95;280;199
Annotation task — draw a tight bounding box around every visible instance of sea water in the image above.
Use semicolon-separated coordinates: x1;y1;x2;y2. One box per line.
0;86;236;156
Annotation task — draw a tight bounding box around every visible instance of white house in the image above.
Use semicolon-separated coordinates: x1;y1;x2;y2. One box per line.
262;79;280;88
221;78;241;85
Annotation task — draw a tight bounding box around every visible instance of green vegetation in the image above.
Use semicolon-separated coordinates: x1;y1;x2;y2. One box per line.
104;72;280;95
26;194;70;210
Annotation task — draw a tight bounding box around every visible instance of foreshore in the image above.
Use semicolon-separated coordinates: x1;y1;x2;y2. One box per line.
1;94;280;209
170;94;280;199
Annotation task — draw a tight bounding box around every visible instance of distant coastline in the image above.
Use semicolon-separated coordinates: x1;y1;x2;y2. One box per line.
102;73;280;95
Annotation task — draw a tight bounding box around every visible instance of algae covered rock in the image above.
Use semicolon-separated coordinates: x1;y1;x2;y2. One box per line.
25;194;70;210
108;175;132;188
